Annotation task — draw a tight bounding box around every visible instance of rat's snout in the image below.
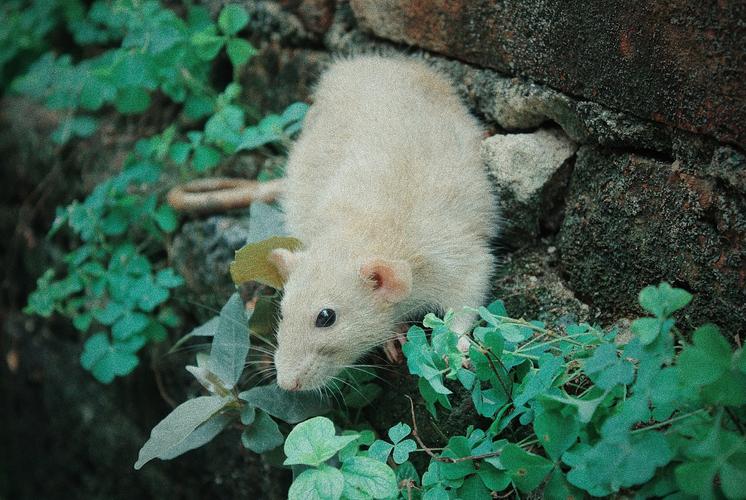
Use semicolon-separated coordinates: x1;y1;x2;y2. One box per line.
274;346;313;392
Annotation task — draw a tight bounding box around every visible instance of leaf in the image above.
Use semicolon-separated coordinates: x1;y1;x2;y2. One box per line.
159;413;232;460
207;293;249;389
240;410;284;453
134;395;232;469
192;144;221;171
115;87;151;114
674;461;718;499
564;432;673;496
283;416;359;467
288;466;344;500
366;440;394;463
229;236;303;288
238;383;329;423
582;343;634;389
630;317;663;345
80;333;145;383
191;30;225;61
392;439;417;465
154;204;178;232
226;38;256;67
677;324;732;387
185;365;228;395
388;423;412;444
112;312;149;340
638;283;692;318
501;444;553;492
155;268;184;288
534;409;580;461
341;456;399;499
218;4;249;35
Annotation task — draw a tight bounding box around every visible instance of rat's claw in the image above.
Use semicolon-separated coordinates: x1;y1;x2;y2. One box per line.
383;339;402;363
383;328;408;364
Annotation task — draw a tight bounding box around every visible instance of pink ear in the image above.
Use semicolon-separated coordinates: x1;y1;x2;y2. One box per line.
268;248;297;280
359;258;412;303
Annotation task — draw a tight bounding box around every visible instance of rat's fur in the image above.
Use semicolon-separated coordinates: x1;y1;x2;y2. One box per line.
271;55;499;391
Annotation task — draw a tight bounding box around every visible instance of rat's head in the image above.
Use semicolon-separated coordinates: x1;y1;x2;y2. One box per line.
268;247;412;391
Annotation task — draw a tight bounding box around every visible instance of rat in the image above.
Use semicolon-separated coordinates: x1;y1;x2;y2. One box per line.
268;55;499;392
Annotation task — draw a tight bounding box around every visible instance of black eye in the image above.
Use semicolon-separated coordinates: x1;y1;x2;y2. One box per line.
315;308;336;328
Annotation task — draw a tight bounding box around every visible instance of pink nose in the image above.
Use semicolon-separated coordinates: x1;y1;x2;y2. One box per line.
279;377;302;391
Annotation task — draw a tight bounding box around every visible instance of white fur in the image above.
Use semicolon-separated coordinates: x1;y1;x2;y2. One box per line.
273;55;499;391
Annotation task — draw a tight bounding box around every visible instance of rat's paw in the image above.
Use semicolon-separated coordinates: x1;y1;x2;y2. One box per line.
383;328;408;364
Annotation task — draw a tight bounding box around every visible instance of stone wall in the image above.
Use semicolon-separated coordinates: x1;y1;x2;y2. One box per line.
229;0;745;334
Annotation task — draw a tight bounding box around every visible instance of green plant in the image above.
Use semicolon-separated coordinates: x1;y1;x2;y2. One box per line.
22;1;308;382
136;280;746;499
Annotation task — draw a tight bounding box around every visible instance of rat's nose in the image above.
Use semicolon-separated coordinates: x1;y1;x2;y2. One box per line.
278;377;302;391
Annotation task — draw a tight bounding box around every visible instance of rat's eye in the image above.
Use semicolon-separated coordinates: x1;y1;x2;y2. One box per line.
315;308;336;328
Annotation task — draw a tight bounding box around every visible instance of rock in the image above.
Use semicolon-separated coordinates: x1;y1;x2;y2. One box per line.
239;44;330;113
171;214;254;322
0;312;289;500
349;0;746;149
558;146;746;335
276;0;336;35
493;245;592;327
482;128;578;244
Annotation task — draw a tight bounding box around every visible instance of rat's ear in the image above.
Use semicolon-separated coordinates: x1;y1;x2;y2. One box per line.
268;248;297;281
359;258;412;303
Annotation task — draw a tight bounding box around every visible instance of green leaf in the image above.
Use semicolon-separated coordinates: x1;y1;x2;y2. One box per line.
218;5;249;35
288;466;344;500
366;440;394;463
674;461;718;499
192;144;221;171
159;413;232;460
638;283;692;318
134;395;232;469
582;343;634;389
154;204;178;232
112;312;149;340
388;423;412;444
155;268;184;288
630;317;663;345
534;409;579;461
80;333;145;383
677;324;732;387
720;457;746;500
115;87;151;114
240;409;284;453
501;444;553;492
238;383;328;424
207;293;249;389
564;432;673;496
392;439;417;465
226;38;256;67
283;416;359;467
341;456;399;499
169;142;191;165
191;30;225;61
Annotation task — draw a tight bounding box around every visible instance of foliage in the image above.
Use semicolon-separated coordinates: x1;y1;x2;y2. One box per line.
21;1;308;382
136;276;746;499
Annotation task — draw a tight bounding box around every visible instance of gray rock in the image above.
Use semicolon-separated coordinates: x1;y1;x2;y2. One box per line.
482;128;577;244
558;145;746;334
171;214;253;322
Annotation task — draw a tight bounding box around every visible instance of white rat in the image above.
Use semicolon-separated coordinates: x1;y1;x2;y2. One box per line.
268;55;498;391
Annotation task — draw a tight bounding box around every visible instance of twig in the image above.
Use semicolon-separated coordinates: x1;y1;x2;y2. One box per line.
405;395;502;464
152;359;177;408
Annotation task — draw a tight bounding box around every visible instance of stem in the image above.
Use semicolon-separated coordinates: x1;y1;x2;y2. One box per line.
405;395;503;464
630;408;708;434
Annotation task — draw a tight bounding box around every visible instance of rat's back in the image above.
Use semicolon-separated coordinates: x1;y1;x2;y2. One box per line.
283;55;497;259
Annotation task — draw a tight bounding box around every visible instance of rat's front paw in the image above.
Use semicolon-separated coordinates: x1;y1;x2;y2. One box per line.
383;328;408;364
